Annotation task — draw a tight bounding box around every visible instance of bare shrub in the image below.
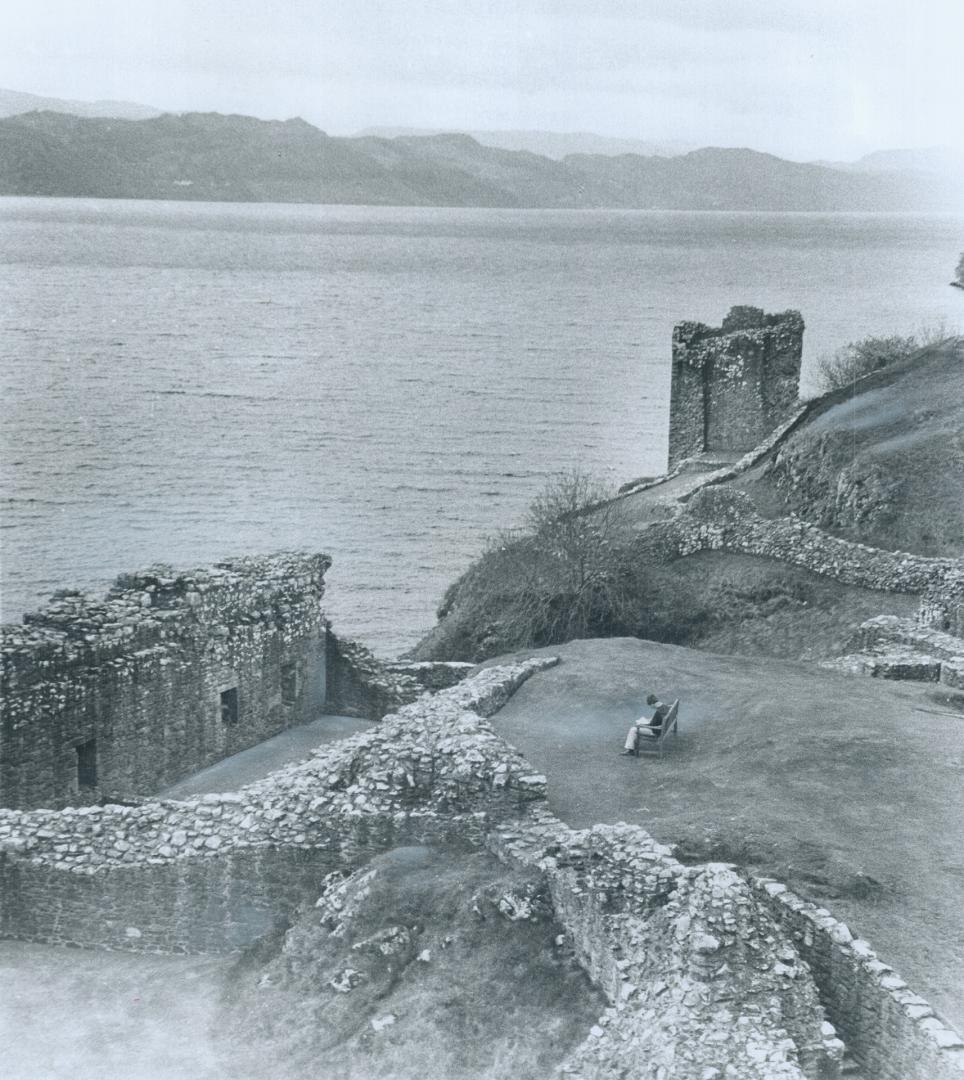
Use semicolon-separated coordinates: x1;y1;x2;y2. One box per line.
441;470;640;656
915;318;956;348
815;320;960;394
814;334;920;392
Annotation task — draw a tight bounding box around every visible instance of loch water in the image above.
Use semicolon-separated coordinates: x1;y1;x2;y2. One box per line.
2;198;962;654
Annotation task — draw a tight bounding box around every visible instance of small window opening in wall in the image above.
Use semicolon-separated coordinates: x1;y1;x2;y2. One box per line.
220;687;239;724
281;661;300;705
76;739;97;789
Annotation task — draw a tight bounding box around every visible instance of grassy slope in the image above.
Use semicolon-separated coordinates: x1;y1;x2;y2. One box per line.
223;846;604;1080
643;551;920;659
484;637;964;1035
734;340;964;556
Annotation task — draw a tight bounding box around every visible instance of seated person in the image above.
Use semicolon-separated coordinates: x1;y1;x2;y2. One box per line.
621;694;670;754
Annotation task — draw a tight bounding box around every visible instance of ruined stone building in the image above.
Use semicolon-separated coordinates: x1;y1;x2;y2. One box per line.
668;306;804;468
0;553;332;811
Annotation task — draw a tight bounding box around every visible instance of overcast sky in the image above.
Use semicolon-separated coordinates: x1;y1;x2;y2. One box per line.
6;0;963;160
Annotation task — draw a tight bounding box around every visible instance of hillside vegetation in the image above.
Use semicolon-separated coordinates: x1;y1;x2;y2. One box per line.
0;110;956;210
414;341;963;663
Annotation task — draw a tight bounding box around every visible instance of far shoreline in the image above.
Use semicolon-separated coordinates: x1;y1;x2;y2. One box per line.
3;192;964;218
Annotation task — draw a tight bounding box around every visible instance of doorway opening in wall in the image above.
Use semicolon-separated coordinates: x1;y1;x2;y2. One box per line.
220;686;239;724
281;660;300;705
76;738;97;789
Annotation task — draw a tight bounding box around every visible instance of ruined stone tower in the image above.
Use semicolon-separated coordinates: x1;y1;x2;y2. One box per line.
668;306;804;469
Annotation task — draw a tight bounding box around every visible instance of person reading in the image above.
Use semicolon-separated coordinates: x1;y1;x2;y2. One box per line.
621;694;670;755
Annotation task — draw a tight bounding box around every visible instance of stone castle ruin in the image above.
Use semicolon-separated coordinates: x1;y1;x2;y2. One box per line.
669;306;804;469
3;322;964;1076
1;554;334;811
1;658;963;1079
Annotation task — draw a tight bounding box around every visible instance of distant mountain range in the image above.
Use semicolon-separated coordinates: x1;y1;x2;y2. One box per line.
0;87;162;121
820;146;964;177
0;99;960;212
355;126;697;160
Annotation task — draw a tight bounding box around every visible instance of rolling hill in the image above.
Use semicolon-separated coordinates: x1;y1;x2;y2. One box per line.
0;109;956;210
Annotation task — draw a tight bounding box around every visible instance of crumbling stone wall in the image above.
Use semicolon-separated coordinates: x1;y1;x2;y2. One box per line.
488;817;843;1080
755;878;964;1080
385;659;476;693
920;578;964;638
1;661;961;1079
0;553;331;811
324;633;423;720
0;848;335;954
0;662;554;956
630;489;964;608
669;307;804;468
822;614;964;688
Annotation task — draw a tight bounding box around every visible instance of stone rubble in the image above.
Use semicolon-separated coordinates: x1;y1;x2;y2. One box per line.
821;614;964;686
1;659;962;1079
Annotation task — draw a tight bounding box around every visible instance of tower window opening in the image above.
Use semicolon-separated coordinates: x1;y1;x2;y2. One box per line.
76;739;97;788
220;687;239;724
281;661;300;704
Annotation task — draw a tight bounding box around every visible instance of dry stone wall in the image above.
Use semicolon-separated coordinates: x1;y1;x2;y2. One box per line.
754;878;964;1080
1;660;961;1079
633;489;964;607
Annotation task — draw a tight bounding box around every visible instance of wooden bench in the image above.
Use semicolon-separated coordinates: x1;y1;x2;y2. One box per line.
633;699;680;760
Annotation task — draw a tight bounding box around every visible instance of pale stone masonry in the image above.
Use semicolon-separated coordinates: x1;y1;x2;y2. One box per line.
0;553;333;809
669;306;804;469
2;661;962;1079
0;553;424;811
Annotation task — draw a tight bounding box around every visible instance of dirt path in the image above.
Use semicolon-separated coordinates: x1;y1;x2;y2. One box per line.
486;637;964;1033
159;714;371;798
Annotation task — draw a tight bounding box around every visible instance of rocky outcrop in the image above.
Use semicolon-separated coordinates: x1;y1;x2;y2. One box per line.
225;846;604;1079
766;434;901;534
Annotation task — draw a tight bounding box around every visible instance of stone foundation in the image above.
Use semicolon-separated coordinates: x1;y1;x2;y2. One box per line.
822;615;964;686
